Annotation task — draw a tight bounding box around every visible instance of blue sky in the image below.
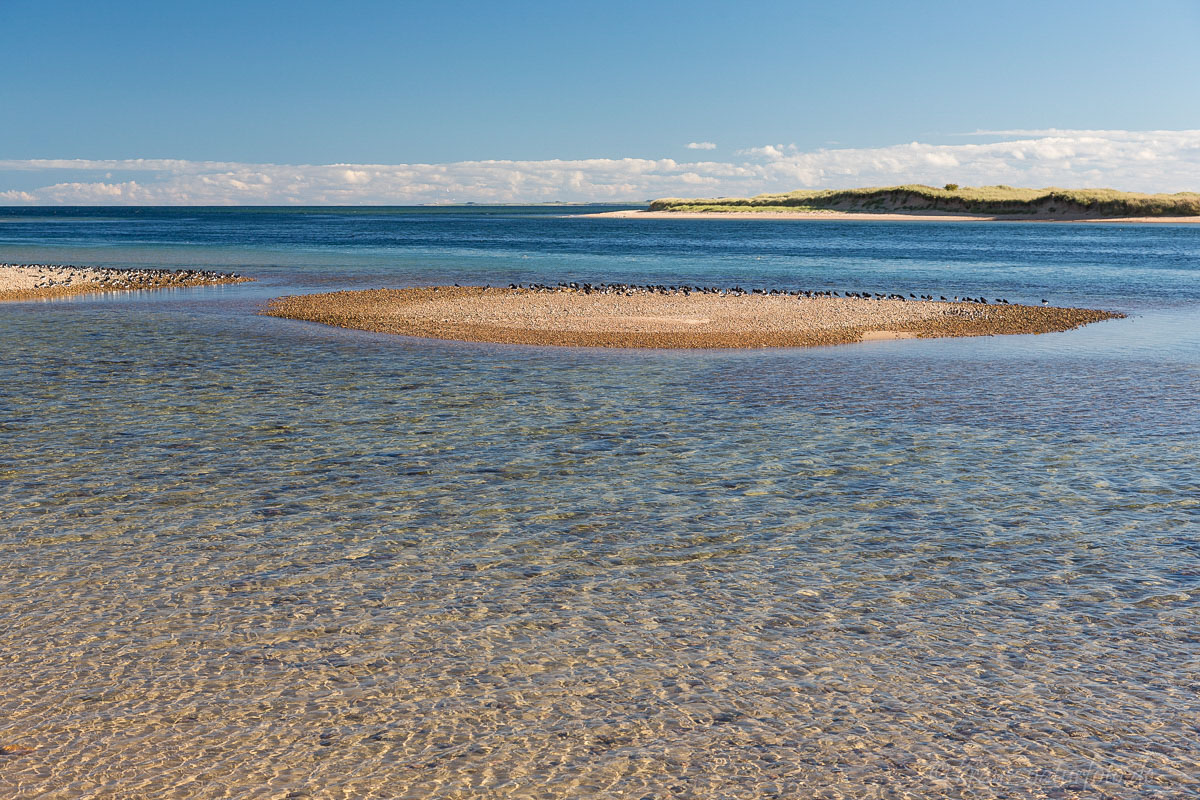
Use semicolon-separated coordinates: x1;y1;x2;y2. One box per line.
3;0;1199;203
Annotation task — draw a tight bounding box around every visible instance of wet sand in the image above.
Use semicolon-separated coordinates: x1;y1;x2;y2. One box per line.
264;286;1123;349
0;264;252;302
582;209;1200;223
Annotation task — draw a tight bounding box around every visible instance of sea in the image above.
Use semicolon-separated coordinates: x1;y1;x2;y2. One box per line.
1;206;1197;799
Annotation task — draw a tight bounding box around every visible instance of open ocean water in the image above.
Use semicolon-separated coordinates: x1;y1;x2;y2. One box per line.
0;207;1197;799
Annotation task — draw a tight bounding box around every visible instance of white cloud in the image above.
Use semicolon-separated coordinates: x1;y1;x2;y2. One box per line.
738;144;787;159
685;141;717;150
2;130;1198;205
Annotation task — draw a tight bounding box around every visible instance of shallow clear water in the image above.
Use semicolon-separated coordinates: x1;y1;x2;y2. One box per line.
1;208;1197;798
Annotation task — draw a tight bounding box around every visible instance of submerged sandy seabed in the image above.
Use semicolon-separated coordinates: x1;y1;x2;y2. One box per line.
0;264;252;302
582;209;1200;223
264;286;1123;349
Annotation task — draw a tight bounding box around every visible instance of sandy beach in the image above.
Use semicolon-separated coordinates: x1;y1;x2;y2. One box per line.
264;285;1122;349
0;264;252;302
582;209;1200;223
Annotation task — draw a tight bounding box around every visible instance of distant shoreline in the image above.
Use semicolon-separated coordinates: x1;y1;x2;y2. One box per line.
634;185;1200;222
580;209;1200;223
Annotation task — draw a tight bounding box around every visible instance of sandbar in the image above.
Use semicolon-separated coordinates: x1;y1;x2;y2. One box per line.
0;264;252;302
264;286;1123;349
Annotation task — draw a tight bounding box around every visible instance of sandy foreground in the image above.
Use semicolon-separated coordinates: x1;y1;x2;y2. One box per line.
582;209;1200;223
265;286;1123;349
0;264;252;302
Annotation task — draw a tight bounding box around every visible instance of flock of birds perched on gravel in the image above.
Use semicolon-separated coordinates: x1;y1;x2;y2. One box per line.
6;264;1046;306
2;263;245;289
494;281;1041;305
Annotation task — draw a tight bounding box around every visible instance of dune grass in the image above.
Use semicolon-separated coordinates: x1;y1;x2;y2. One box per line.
649;185;1200;217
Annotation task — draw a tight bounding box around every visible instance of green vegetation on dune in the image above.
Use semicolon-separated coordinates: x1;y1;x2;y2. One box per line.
649;185;1200;217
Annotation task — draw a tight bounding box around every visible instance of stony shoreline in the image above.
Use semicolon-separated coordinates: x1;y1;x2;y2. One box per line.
264;285;1124;349
0;264;252;302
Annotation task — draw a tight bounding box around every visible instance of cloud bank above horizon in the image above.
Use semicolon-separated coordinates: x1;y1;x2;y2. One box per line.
2;130;1198;205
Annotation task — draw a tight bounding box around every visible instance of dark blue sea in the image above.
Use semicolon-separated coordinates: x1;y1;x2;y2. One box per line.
1;206;1197;798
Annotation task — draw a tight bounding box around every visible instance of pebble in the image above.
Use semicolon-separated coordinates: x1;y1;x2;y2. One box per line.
0;743;35;755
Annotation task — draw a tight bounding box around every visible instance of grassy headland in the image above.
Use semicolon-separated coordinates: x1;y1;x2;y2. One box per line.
648;185;1200;218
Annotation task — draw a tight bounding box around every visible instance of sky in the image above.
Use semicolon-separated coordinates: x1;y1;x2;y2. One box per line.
2;0;1199;204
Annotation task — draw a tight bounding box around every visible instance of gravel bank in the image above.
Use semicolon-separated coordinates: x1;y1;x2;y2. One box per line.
264;286;1124;349
0;264;252;302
